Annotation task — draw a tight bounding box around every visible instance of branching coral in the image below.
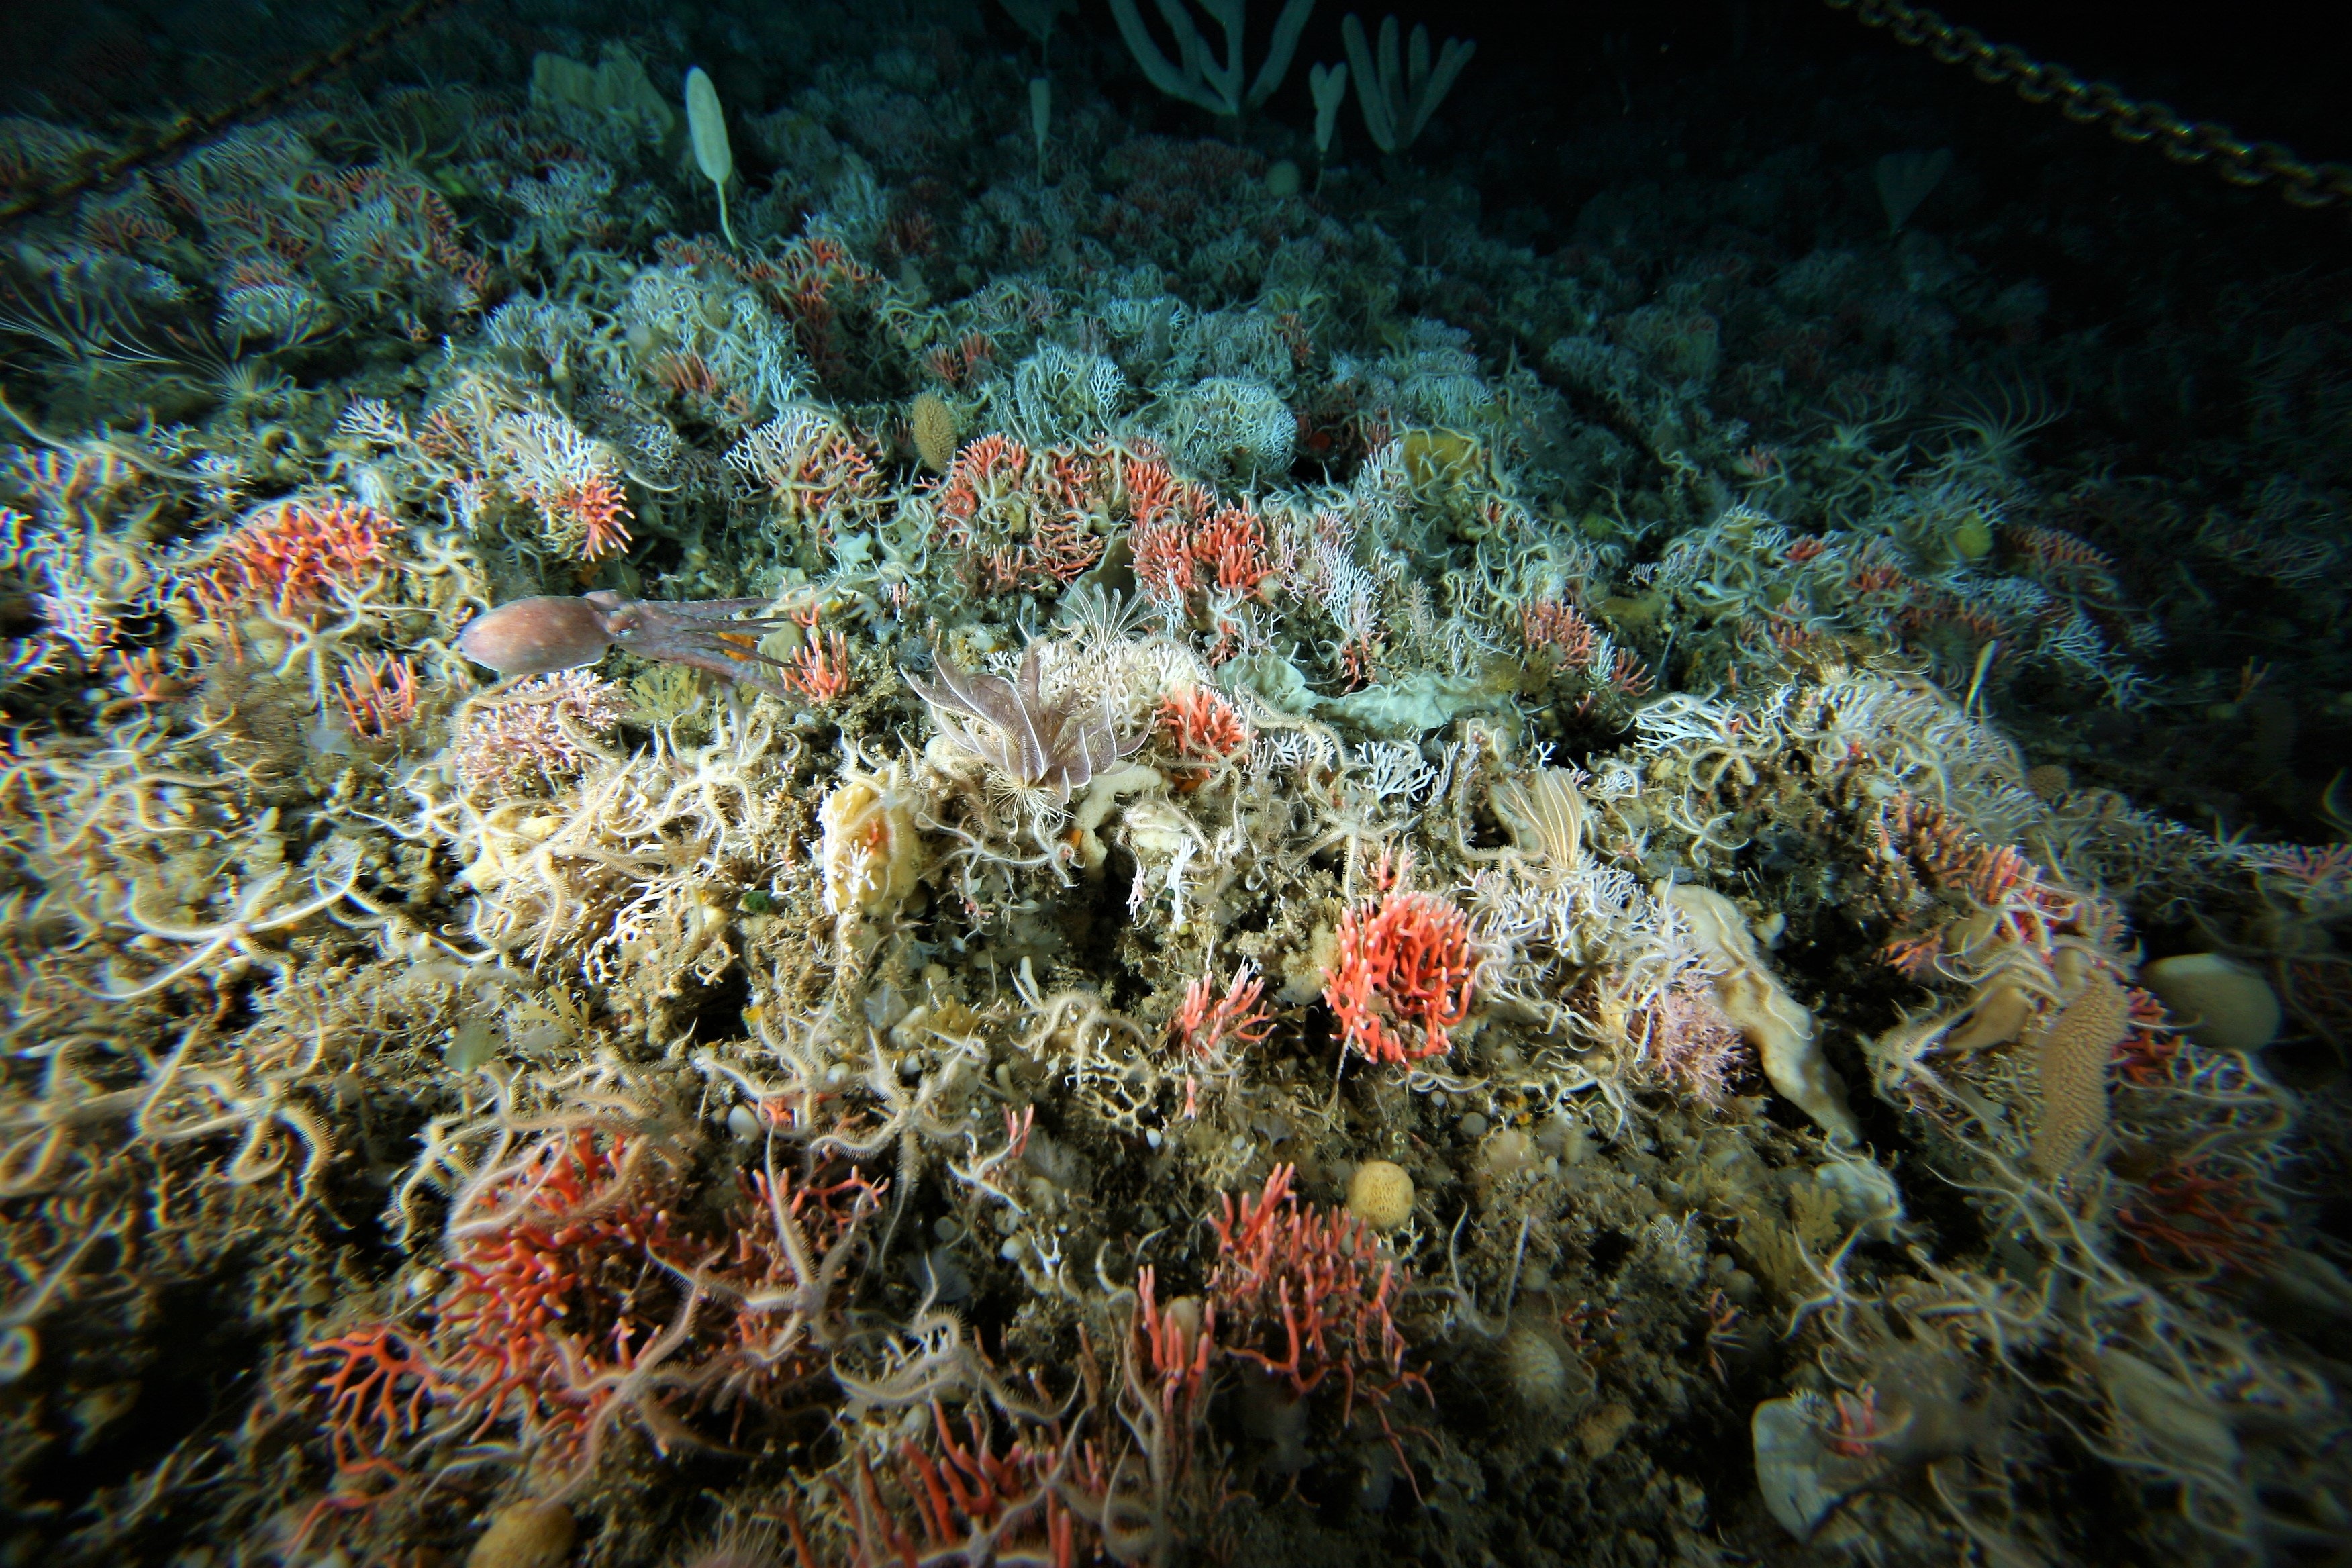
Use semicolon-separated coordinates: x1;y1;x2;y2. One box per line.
1324;864;1476;1065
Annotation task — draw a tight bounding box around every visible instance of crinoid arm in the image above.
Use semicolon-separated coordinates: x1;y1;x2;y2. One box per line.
908;642;1144;801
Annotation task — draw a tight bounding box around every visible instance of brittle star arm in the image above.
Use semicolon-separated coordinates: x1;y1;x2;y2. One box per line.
102;848;364;999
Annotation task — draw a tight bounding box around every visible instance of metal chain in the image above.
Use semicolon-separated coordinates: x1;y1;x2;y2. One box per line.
1824;0;2352;212
0;0;469;229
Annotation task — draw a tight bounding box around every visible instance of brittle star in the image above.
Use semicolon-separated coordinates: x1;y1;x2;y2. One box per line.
102;846;364;999
1783;1224;1869;1340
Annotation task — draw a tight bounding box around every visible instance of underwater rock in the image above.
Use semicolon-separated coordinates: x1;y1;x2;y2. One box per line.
1218;650;1316;714
1319;668;1516;738
2095;1346;2241;1475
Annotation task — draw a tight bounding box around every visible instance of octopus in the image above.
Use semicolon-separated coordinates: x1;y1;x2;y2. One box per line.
456;591;795;694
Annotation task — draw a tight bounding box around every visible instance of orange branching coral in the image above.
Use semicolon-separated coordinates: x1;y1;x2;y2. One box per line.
1519;597;1597;665
724;409;881;542
2116;1155;2281;1278
1870;792;2116;965
1157;685;1251;766
1206;1165;1420;1427
567;472;635;560
187;496;392;615
1128;465;1275;617
1168;963;1272;1062
783;626;854;704
493;410;636;560
1324;877;1476;1066
336;652;420;739
832;1401;1097;1568
928;434;1112;595
306;1130;884;1494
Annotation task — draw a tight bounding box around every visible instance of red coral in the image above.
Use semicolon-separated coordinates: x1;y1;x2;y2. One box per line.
928;436;1109;594
1206;1165;1420;1426
835;1402;1093;1568
1324;886;1476;1065
305;1130;883;1493
1157;685;1251;765
1168;963;1273;1062
2116;1155;2280;1278
190;496;391;615
1129;484;1273;615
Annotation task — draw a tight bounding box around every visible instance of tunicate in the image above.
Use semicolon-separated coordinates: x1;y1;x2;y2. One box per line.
1534;1115;1589;1164
1500;1324;1570;1407
726;1104;761;1141
1814;1154;1904;1240
1459;1112;1490;1138
1479;1126;1535;1181
907;1247;973;1306
2139;952;2280;1051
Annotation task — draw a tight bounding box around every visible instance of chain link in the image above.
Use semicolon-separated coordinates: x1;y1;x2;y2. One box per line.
1826;0;2352;211
0;0;467;230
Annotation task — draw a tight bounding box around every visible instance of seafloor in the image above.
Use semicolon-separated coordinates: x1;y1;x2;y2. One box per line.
0;1;2348;1565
